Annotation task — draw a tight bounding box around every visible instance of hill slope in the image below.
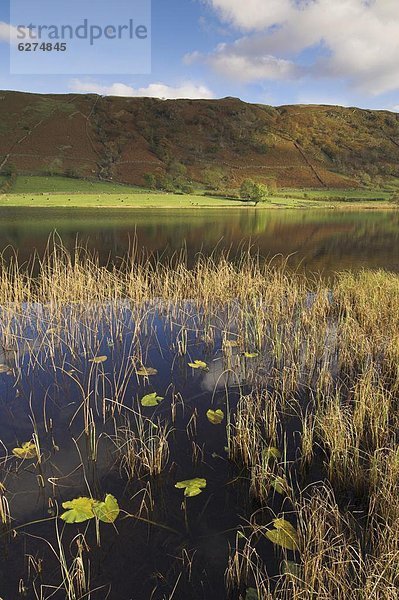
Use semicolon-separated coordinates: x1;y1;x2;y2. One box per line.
1;91;399;189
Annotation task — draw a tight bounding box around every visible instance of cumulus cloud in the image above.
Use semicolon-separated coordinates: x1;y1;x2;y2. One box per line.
198;0;399;95
205;0;294;31
69;79;214;99
206;50;299;83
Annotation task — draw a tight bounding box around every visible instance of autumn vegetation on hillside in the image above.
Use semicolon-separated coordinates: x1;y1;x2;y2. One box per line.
0;92;399;194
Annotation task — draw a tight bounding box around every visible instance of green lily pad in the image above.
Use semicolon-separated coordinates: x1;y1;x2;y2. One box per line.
60;497;96;523
206;409;225;425
266;518;299;551
245;589;259;600
243;352;259;358
271;476;287;495
141;392;164;407
188;360;208;371
175;478;207;497
92;494;120;523
12;441;37;460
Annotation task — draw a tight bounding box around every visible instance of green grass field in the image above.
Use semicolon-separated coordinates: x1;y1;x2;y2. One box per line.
11;176;142;195
0;176;397;209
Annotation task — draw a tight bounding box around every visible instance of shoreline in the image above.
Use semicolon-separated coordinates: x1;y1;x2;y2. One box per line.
0;195;397;211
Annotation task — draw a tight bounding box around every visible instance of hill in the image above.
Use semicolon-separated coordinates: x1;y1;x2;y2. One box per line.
1;91;399;190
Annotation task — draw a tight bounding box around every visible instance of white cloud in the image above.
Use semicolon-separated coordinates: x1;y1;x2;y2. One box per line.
207;50;299;83
0;21;26;44
199;0;399;95
205;0;294;31
69;80;214;99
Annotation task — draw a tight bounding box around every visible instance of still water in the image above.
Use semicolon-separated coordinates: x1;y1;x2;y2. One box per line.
0;207;398;273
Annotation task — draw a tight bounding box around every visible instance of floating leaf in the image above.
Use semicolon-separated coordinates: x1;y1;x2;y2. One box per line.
271;476;287;495
188;360;208;371
60;497;96;523
0;364;12;374
175;478;207;497
206;409;224;425
282;560;302;578
141;392;164;407
243;352;259;358
245;589;259;600
89;356;107;364
263;446;281;462
266;518;299;551
12;441;37;460
136;367;158;376
93;494;120;523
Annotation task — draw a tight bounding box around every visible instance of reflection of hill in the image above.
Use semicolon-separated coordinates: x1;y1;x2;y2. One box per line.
0;208;398;275
0;209;399;271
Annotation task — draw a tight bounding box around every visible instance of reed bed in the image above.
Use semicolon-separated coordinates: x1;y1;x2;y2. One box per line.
0;239;398;599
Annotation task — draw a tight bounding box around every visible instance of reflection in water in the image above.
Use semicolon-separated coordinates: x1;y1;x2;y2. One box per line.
0;207;398;274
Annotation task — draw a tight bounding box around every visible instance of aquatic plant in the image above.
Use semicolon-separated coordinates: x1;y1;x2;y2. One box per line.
175;478;207;497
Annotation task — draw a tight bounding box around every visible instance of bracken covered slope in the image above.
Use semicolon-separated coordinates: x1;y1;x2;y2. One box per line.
1;91;399;189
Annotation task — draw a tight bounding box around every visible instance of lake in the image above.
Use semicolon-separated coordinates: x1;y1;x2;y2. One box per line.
0;207;398;274
0;208;398;599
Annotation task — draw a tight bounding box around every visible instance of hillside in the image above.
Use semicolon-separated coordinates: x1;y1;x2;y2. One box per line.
1;91;399;190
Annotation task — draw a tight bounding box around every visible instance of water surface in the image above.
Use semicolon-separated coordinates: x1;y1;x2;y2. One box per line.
0;207;398;274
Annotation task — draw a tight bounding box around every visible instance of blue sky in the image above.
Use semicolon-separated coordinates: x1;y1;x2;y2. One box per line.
1;0;399;110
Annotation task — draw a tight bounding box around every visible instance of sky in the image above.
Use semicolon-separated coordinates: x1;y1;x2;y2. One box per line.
1;0;399;110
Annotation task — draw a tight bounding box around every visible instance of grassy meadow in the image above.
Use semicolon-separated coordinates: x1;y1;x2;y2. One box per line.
0;175;397;209
0;242;398;598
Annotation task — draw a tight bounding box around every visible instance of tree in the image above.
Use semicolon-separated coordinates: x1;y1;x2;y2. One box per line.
240;179;255;200
240;179;270;205
144;173;157;190
391;193;399;206
251;183;269;205
203;167;224;190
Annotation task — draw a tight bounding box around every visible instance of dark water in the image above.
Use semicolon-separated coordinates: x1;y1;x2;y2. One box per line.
0;207;398;274
0;302;279;600
0;208;398;598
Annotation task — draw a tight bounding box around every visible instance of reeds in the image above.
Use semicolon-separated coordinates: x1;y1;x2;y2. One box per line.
1;239;399;598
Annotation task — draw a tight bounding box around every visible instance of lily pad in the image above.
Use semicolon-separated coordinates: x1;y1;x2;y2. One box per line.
89;356;107;364
141;392;164;407
0;364;12;374
12;441;37;460
136;367;158;376
243;352;259;358
188;360;208;371
271;476;287;495
92;494;120;523
206;409;225;425
175;478;207;497
60;497;96;523
245;589;259;600
266;518;299;551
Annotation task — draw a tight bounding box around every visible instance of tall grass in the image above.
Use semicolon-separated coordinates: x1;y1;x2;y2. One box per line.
1;239;399;598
